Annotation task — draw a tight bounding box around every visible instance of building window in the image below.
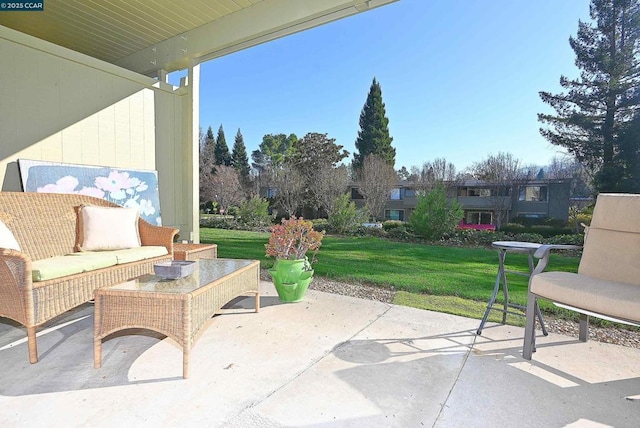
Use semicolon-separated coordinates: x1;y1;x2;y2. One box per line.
351;188;364;200
459;187;510;197
467;188;491;197
404;188;416;197
519;186;547;202
385;209;404;221
390;188;402;200
517;212;546;219
267;188;277;198
466;211;493;225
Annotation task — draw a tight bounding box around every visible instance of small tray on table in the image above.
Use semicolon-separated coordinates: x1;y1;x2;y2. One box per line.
154;260;196;279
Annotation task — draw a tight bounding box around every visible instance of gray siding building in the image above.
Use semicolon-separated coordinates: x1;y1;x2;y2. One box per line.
348;179;572;227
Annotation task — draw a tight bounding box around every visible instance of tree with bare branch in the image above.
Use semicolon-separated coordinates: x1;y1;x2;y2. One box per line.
313;165;349;217
410;157;458;193
468;152;526;228
199;127;216;208
358;155;398;221
201;165;245;214
272;164;306;218
546;155;594;202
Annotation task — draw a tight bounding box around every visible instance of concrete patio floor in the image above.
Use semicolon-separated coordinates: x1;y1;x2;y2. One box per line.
1;280;639;427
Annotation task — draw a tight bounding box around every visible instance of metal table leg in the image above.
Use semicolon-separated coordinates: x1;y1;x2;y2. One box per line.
477;255;503;335
500;250;509;324
528;252;548;336
477;246;548;335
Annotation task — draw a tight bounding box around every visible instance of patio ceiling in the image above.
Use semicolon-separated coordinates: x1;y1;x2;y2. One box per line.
0;0;397;76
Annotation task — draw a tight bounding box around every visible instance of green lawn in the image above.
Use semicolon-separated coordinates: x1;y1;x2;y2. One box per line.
200;228;581;319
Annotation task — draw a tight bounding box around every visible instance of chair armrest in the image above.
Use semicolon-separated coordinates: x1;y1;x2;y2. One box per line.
531;244;582;275
533;244;582;259
138;222;179;253
0;249;33;325
0;248;31;284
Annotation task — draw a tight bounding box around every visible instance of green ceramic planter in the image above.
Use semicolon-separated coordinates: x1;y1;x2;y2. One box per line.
269;259;314;303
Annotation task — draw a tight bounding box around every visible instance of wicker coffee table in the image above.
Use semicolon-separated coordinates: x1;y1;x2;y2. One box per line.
94;258;260;379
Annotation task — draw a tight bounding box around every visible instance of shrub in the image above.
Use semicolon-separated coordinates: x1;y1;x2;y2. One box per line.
382;220;404;231
349;225;388;238
386;225;415;242
500;223;574;238
327;194;369;234
512;232;545;243
441;229;503;247
543;217;568;228
545;233;585;246
501;223;524;231
236;197;274;231
310;218;329;233
409;185;463;241
530;225;574;237
511;216;567;228
572;213;592;230
200;215;239;229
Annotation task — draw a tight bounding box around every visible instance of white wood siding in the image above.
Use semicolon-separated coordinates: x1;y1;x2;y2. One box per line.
0;27;193;238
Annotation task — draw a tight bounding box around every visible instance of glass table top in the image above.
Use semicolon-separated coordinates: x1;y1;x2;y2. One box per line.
108;259;257;294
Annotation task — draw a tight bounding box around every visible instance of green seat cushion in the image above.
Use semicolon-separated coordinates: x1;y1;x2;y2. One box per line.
31;246;168;282
109;246;168;264
32;253;118;282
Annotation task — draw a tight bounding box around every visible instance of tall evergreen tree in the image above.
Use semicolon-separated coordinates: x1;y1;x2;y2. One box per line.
205;126;215;146
231;128;251;182
214;124;232;166
200;126;216;174
199;126;217;206
352;77;396;171
538;0;640;193
617;112;640;191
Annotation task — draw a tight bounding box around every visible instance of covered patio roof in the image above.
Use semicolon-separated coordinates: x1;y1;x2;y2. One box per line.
0;0;397;77
0;0;398;241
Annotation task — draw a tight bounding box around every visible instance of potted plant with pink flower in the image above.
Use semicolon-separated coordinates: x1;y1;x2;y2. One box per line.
266;217;325;302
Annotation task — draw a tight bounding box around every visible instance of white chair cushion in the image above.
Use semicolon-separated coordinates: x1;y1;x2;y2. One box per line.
0;219;20;251
531;271;640;323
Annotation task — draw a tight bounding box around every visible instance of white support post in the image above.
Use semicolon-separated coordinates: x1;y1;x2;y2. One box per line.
184;61;200;244
157;69;168;83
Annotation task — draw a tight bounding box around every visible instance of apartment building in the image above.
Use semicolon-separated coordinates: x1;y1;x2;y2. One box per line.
348;179;572;227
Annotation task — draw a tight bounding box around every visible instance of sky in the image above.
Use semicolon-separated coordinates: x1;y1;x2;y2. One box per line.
171;0;592;172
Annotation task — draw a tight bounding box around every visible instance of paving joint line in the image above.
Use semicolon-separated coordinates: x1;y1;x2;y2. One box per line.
432;329;479;427
231;303;394;421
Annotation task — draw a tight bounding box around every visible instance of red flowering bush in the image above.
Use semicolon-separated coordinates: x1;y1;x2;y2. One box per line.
265;217;325;262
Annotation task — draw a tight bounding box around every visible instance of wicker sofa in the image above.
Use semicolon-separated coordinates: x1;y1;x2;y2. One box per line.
0;192;179;363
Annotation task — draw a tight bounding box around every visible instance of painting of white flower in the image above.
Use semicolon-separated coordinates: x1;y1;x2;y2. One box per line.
37;176;107;199
19;159;162;225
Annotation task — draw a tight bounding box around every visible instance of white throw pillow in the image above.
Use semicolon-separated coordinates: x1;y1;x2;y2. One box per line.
80;206;141;251
0;219;20;251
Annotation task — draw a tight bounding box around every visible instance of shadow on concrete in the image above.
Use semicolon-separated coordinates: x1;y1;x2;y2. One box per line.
0;294;266;396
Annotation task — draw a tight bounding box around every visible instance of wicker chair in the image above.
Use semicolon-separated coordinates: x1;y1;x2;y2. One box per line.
0;192;178;363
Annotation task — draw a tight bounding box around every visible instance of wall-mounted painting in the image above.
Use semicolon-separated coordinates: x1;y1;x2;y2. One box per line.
18;159;162;225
